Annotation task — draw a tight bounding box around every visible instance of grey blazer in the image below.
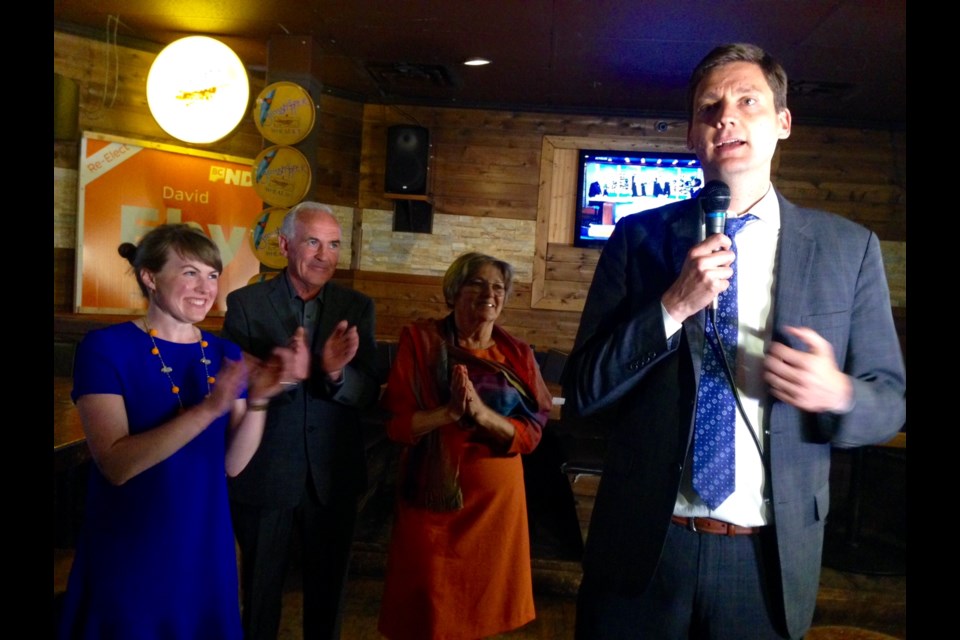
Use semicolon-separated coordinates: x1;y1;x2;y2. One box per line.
562;191;906;638
222;272;380;509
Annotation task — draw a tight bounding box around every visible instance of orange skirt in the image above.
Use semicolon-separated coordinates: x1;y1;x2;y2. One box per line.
378;440;536;640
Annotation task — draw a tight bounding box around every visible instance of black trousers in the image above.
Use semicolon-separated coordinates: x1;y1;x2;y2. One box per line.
576;522;790;640
231;481;358;640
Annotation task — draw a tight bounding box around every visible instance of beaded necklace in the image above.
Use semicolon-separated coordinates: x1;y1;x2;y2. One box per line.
143;320;215;411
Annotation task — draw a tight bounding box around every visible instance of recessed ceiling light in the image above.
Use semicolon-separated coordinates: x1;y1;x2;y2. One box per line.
463;57;491;66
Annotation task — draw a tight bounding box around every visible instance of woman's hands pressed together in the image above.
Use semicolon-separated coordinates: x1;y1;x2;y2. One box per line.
447;364;471;422
448;364;516;443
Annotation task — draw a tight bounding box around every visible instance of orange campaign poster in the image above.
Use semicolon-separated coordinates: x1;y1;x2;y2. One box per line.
75;132;265;314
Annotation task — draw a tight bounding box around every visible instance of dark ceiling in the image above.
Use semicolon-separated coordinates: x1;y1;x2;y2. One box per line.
54;0;906;130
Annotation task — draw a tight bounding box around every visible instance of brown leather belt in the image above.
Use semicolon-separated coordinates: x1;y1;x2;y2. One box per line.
671;515;762;536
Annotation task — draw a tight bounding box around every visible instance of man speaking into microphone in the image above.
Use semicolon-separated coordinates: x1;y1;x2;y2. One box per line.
562;43;906;640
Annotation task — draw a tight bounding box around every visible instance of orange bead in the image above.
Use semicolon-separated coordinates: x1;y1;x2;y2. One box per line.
151;347;159;355
171;385;180;394
149;329;159;337
201;340;209;348
208;376;216;384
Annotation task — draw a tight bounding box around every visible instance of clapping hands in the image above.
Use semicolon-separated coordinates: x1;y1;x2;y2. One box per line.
321;320;360;383
245;327;311;404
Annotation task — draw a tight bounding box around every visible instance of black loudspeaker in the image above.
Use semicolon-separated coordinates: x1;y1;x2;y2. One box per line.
385;125;430;195
393;199;434;234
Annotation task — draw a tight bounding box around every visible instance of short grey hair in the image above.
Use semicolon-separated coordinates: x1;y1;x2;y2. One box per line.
442;252;514;308
279;201;338;239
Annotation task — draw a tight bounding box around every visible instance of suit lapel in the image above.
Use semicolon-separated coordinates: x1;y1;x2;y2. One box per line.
265;271;303;338
772;195;816;331
311;282;343;355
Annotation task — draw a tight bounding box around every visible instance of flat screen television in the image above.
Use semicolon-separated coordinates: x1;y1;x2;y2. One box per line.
574;149;705;248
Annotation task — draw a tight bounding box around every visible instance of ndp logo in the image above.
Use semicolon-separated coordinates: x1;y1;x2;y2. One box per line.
209;166;253;186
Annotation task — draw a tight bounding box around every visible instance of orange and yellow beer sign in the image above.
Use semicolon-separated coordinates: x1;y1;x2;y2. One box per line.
76;132;264;314
253;81;316;146
252;144;312;208
250;207;289;269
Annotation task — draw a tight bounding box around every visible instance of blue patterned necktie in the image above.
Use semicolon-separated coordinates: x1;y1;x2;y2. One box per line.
692;213;757;510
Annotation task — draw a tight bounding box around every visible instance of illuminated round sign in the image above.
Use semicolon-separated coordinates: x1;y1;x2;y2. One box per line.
146;36;250;144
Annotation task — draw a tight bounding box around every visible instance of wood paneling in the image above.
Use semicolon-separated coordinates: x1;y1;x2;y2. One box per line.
311;95;365;206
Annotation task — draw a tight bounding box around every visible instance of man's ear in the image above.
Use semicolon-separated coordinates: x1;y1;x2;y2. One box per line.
278;234;290;258
777;108;792;140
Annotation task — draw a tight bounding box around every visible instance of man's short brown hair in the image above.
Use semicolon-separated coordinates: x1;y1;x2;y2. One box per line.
687;43;789;119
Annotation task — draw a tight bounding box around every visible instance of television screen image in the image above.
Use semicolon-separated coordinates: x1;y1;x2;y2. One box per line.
575;150;704;248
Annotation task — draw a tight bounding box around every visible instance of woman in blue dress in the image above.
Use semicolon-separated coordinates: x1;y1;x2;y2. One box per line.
58;224;308;639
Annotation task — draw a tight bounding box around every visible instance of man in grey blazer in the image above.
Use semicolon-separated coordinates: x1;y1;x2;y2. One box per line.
564;44;906;639
222;202;380;639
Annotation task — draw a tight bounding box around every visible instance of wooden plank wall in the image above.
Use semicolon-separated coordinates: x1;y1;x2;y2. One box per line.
54;29;906;356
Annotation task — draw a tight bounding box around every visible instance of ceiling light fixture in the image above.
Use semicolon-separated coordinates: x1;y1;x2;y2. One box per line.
146;36;250;144
463;57;491;66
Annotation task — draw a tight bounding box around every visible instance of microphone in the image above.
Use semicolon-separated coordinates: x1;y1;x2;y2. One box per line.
699;180;731;311
701;179;731;238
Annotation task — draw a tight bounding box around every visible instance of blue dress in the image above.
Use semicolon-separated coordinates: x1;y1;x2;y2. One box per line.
57;322;244;640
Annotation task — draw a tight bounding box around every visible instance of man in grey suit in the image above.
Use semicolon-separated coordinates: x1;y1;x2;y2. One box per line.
222;202;380;639
565;43;906;639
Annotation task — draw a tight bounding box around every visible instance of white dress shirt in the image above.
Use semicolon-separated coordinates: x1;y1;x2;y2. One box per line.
664;185;781;526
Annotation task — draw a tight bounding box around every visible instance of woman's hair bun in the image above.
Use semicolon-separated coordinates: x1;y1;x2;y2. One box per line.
117;242;138;265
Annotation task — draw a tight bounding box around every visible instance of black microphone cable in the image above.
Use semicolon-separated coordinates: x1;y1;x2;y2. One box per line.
706;309;768;470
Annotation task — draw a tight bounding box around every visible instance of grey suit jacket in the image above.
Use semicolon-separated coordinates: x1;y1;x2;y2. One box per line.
222;272;380;509
562;191;906;638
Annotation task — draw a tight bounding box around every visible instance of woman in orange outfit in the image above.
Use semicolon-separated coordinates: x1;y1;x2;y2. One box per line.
378;252;553;640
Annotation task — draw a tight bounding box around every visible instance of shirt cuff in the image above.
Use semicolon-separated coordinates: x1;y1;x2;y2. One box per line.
325;369;346;393
661;302;683;340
